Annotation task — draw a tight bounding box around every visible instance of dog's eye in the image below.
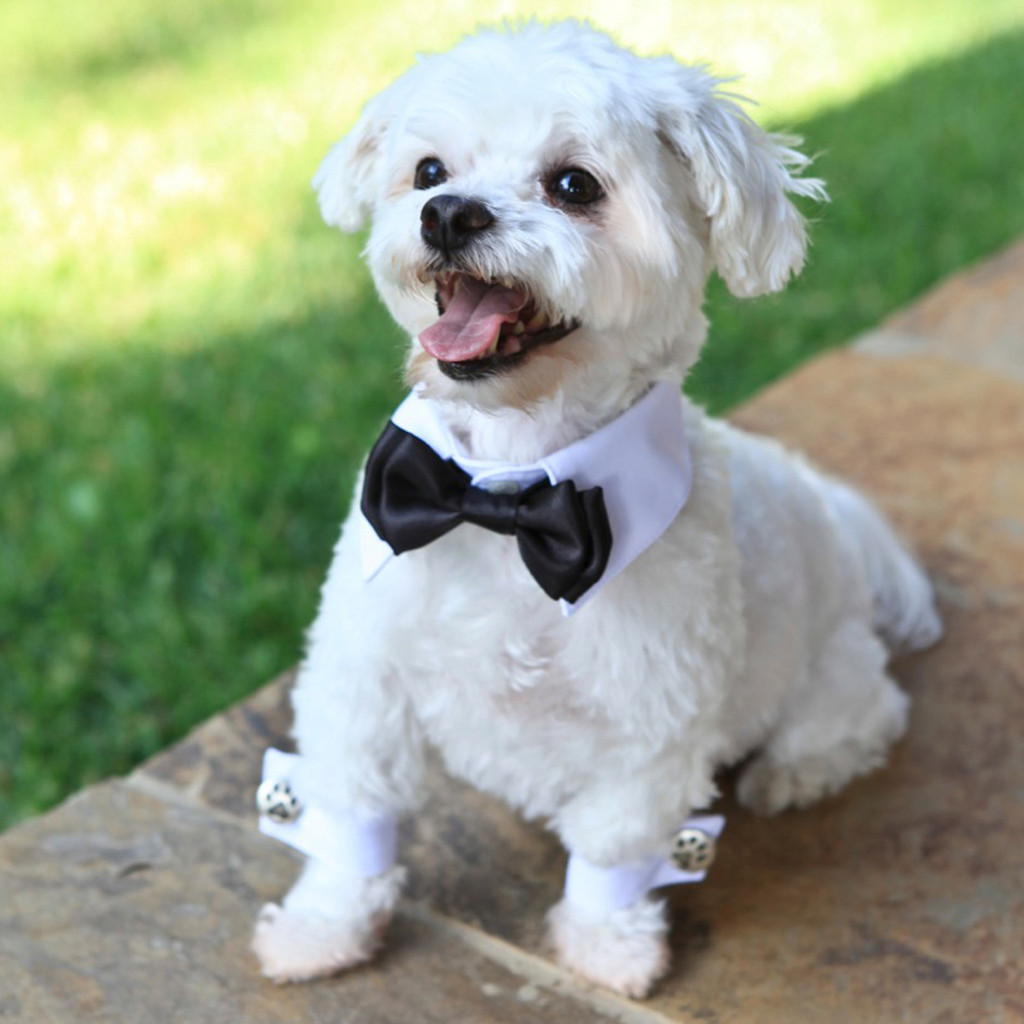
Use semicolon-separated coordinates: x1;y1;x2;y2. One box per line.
414;157;449;190
547;168;604;206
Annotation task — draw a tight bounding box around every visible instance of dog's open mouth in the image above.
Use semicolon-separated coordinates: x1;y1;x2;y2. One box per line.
419;273;578;380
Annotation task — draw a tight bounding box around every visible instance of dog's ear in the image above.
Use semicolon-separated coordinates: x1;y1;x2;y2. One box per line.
658;73;827;298
312;94;390;233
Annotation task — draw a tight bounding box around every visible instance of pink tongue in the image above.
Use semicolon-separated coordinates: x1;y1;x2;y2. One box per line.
419;278;527;362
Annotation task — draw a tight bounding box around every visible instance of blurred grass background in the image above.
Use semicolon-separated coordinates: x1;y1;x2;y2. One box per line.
2;0;1023;828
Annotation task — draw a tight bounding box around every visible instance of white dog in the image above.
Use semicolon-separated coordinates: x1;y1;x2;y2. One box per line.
252;21;941;998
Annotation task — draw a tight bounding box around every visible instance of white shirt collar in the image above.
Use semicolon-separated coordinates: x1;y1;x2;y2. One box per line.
360;380;693;614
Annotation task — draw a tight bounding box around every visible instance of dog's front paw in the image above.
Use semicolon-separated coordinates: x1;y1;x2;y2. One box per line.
252;902;385;983
252;863;405;984
547;896;670;999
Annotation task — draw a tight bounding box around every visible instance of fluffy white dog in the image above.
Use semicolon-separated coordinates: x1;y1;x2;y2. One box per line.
252;21;941;998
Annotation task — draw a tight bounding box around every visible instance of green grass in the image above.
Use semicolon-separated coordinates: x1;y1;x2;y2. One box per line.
691;28;1024;407
2;0;1023;828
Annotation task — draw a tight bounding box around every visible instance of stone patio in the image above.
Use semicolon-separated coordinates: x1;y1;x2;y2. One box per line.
3;239;1022;1023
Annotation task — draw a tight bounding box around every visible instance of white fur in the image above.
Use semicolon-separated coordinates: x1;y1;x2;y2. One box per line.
253;862;405;982
548;896;670;999
256;21;941;998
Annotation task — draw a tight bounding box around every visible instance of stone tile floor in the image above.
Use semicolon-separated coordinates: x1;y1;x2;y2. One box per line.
3;239;1022;1023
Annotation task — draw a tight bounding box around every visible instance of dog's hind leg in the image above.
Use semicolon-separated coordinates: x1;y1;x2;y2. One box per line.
736;618;910;816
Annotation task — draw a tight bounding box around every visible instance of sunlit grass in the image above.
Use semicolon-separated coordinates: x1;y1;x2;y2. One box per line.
2;0;1020;370
2;0;1023;827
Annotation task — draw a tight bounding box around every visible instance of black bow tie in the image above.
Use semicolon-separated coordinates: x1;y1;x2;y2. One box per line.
360;422;613;603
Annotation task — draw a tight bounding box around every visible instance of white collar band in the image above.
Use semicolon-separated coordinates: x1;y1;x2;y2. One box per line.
360;381;693;613
256;749;397;878
565;815;726;916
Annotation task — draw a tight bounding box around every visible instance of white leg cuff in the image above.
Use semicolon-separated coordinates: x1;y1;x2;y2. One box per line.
564;815;725;916
256;748;397;878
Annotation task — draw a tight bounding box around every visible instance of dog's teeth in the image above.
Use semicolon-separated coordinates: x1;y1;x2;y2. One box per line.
526;311;549;332
513;321;525;335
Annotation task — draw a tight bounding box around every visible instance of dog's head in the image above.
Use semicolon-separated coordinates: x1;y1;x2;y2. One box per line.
315;21;825;413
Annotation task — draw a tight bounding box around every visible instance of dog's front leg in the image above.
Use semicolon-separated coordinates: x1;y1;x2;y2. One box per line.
252;524;425;983
547;753;718;999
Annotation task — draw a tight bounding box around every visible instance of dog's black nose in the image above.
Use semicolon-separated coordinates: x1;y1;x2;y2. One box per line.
420;195;494;256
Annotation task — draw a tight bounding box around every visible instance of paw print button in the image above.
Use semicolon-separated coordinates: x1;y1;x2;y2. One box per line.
671;826;716;872
256;778;303;824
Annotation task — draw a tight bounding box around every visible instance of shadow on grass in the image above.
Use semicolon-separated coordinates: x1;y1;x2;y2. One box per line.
2;27;1023;827
0;289;405;826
